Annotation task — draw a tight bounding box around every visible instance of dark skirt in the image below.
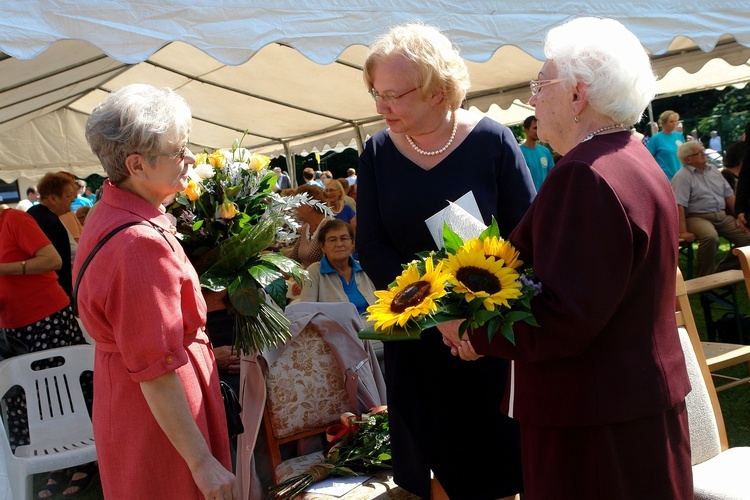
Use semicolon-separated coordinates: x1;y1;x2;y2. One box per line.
520;400;693;499
385;328;523;499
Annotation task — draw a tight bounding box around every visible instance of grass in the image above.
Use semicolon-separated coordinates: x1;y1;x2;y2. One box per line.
681;240;750;447
28;243;748;497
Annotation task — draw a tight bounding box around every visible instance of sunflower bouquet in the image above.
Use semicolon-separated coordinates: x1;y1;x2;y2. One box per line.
167;135;321;355
362;218;541;345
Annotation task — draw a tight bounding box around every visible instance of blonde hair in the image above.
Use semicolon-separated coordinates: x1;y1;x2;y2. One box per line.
364;23;470;111
326;180;346;201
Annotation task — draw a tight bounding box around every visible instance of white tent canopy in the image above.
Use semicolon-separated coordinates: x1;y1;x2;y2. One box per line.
1;0;749;182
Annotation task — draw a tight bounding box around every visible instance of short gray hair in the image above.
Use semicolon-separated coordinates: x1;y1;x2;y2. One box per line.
677;141;703;164
544;17;656;126
85;84;192;184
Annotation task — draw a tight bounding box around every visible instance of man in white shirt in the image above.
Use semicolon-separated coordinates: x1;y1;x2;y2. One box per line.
15;185;39;211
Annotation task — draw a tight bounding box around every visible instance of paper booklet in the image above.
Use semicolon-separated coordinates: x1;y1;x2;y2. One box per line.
425;191;487;249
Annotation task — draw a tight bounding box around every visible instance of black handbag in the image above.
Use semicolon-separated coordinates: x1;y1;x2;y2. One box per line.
220;380;245;438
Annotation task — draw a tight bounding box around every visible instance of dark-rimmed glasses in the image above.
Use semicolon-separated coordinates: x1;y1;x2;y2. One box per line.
529;79;563;96
686;150;706;158
369;87;418;105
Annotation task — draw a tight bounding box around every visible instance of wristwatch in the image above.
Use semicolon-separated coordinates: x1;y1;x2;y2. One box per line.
21;260;26;275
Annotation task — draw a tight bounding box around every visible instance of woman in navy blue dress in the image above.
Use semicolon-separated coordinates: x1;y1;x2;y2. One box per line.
357;23;535;499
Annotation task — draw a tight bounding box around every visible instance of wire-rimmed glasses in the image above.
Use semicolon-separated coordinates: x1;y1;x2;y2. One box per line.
368;87;418;105
529;79;563;96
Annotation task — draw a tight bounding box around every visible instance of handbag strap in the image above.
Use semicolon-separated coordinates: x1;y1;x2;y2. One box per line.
73;221;167;314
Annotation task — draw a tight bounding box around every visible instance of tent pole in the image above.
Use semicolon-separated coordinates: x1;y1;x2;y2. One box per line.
283;143;296;188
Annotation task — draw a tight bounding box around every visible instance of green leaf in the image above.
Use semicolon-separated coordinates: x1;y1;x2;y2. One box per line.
442;222;463;254
248;263;283;288
486;316;503;339
192;219;204;231
501;323;516;345
225;184;242;199
228;279;262;316
504;310;534;324
264;276;288;309
458;318;471;339
472;308;499;324
478;217;501;240
199;271;234;292
258;252;308;284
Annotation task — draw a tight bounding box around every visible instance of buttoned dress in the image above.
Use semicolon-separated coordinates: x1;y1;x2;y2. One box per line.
74;181;231;499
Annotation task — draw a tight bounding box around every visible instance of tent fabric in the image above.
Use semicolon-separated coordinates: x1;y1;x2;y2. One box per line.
1;1;750;182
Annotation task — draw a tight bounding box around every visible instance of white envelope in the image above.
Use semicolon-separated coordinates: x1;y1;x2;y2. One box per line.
425;191;487;248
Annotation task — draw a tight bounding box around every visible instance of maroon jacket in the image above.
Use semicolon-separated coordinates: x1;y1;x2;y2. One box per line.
469;131;691;427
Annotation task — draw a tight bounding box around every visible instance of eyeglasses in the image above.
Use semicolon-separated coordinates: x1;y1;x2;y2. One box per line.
686;150;706;158
325;235;352;244
369;87;418;105
529;79;563;96
158;141;190;161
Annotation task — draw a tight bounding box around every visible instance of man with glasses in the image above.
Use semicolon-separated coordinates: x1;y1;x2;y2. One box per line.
672;141;750;276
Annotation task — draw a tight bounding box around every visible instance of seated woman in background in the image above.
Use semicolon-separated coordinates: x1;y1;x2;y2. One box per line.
288;184;332;269
325;180;356;233
294;219;375;316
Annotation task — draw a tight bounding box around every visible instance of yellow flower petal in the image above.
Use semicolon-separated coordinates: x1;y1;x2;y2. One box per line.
184;179;202;201
366;258;450;333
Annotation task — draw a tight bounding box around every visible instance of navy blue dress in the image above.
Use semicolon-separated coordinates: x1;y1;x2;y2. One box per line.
357;117;535;499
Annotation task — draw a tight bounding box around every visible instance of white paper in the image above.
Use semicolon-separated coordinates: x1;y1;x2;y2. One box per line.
425;191;486;248
304;475;371;496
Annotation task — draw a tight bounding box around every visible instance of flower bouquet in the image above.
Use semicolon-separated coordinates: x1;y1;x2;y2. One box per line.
361;211;541;345
268;407;391;499
168;135;324;354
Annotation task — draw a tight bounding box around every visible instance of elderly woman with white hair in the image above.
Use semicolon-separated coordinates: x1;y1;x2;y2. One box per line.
358;22;533;500
441;17;693;498
75;84;237;499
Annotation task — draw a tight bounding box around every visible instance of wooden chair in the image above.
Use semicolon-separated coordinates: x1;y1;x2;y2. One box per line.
676;269;750;497
683;263;750;391
261;323;355;483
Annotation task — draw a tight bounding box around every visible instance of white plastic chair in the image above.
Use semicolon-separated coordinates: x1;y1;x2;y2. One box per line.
0;345;96;499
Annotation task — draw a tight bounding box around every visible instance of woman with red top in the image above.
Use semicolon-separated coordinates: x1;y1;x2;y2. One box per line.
75;84;237;499
0;205;93;498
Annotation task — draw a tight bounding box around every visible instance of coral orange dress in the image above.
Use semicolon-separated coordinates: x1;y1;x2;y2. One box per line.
74;182;230;499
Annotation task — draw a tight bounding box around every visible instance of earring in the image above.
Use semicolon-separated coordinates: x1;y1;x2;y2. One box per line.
574;115;579;123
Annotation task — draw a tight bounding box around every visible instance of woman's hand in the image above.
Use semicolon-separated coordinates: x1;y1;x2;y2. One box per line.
213;346;240;374
437;320;483;361
190;455;239;500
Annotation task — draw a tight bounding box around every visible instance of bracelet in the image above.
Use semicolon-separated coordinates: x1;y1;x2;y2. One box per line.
21;260;26;275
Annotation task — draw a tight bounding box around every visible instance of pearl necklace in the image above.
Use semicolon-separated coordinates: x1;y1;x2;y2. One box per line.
405;112;459;156
581;124;626;142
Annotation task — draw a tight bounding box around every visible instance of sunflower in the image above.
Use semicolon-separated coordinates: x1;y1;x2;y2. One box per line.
444;246;522;310
367;258;450;331
463;236;523;270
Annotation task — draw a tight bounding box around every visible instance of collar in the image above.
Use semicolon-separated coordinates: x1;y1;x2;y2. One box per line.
683;163;711;174
101;180;176;234
320;256;361;274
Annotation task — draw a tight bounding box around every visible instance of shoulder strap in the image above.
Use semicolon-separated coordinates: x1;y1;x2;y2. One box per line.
73;221;151;315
